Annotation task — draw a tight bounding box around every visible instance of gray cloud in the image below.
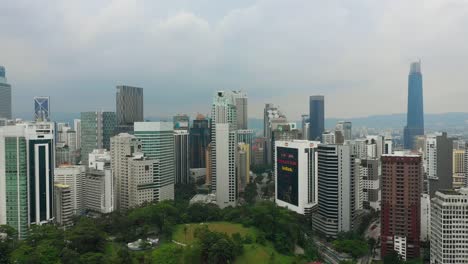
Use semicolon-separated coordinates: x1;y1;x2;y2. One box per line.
1;0;468;120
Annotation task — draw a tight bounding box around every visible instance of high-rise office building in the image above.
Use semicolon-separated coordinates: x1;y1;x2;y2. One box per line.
335;121;352;141
426;132;453;197
275;140;319;215
232;90;248;130
211;91;238;208
420;193;431;242
74;119;81;150
80;111;116;164
322;131;336;144
134;122;175;201
453;149;466;189
174;130;190;184
313;144;355;237
190;114;210;168
54;165;85;215
404;62;424;150
381;152;422;260
34;96;50;122
84;149;114;214
173;114;190;130
111;133;142;210
54;184;73;229
0;122;55;238
309;96;324;141
0;66;12;119
237;143;250;193
116;85;143;133
430;188;468;263
360;159;381;210
264;103;284;165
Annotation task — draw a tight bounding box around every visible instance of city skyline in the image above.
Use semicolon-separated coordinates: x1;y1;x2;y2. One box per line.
3;1;468;119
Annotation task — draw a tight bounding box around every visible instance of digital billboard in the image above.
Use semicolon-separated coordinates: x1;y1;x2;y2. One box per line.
276;147;299;206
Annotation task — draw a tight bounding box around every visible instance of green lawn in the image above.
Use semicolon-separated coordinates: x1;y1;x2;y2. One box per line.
172;222;255;244
234;244;297;264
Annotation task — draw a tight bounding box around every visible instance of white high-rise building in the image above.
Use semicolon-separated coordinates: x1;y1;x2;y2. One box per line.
211;91;238;208
421;194;431;242
134;122;175;202
313;144;355;237
426;133;453;197
54;184;73;229
275;140;319;215
322;131;336;144
54;165;86;215
127;154;160;208
174;130;190;184
430;188;468;263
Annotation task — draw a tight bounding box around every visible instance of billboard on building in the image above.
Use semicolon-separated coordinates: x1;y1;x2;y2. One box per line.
276;147;298;206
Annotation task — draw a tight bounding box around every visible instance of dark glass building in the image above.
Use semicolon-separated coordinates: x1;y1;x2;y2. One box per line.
189;114;210;168
404;62;424;150
116;85;143;133
309;96;324;141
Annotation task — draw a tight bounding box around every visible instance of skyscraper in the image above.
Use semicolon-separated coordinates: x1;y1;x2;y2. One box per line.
0;122;55;238
309;96;324;141
74;119;81;150
116;85;143;133
134;122;175;202
80;111;116;164
381;152;422;260
210;91;237;208
264;103;287;165
173;114;190;130
189;114;210;168
275;140;319;215
313;144;355;237
0;66;12;119
335;121;352;141
232;90;248;129
404;61;424;150
54;165;86;215
54;184;73;229
425;132;453;197
34;96;50;122
174;130;190;184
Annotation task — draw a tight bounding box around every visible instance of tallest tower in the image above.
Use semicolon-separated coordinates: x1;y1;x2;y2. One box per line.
404;61;424;150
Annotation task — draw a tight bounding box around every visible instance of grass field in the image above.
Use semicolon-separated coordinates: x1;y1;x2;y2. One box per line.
172;222;256;244
234;244;296;264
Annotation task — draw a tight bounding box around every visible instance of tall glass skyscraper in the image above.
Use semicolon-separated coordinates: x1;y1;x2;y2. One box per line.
404;61;424;150
80;111;116;164
116;85;143;133
309;96;324;141
0;66;12;119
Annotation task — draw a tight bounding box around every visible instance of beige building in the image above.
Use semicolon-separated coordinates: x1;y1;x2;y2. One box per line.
453;149;466;189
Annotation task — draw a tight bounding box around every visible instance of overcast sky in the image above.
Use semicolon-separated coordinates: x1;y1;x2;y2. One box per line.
2;0;468;120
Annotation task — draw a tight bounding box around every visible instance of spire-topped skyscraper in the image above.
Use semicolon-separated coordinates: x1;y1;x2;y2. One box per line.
0;66;12;119
404;61;424;150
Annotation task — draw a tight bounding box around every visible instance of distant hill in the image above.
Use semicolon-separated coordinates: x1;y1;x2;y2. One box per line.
15;112;468;132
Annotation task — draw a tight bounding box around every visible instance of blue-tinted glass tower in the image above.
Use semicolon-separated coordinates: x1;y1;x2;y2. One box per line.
309;96;324;141
404;61;424;149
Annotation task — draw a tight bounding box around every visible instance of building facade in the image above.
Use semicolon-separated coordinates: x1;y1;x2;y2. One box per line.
116;85;143;133
0;66;12;120
174;130;190;184
313;144;355;237
309;96;324;141
426;132;453;197
232;90;248;130
80;111;116;164
335;121;352;140
189;114;210;169
34;96;50;122
453;149;465;189
54;165;85;215
237;143;250;193
54;184;73;228
381;152;422;260
430;188;468;264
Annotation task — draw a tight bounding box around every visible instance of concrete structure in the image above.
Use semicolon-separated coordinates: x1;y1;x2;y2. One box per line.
34;96;50;122
74;119;81;150
453;149;466;189
80;111;116;164
384;137;393;154
84;168;114;214
252;137;266;166
322;131;336;144
54;184;73;229
174;130;190;184
116;85;143;133
237;143;250;193
237;129;254;157
134;122;175;201
381;152;422;260
264;103;285;165
420;194;431;242
313;144;355;237
0;122;55;238
426;132;453;197
232;90;248;129
54;165;86;215
275;140;319;215
309;96;325;141
430;188;468;263
127;154;161;208
360;159;381;210
88;149;111;170
0;66;12;119
335;121;352;140
404;61;424;150
189;114;210;168
210;91;238;208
